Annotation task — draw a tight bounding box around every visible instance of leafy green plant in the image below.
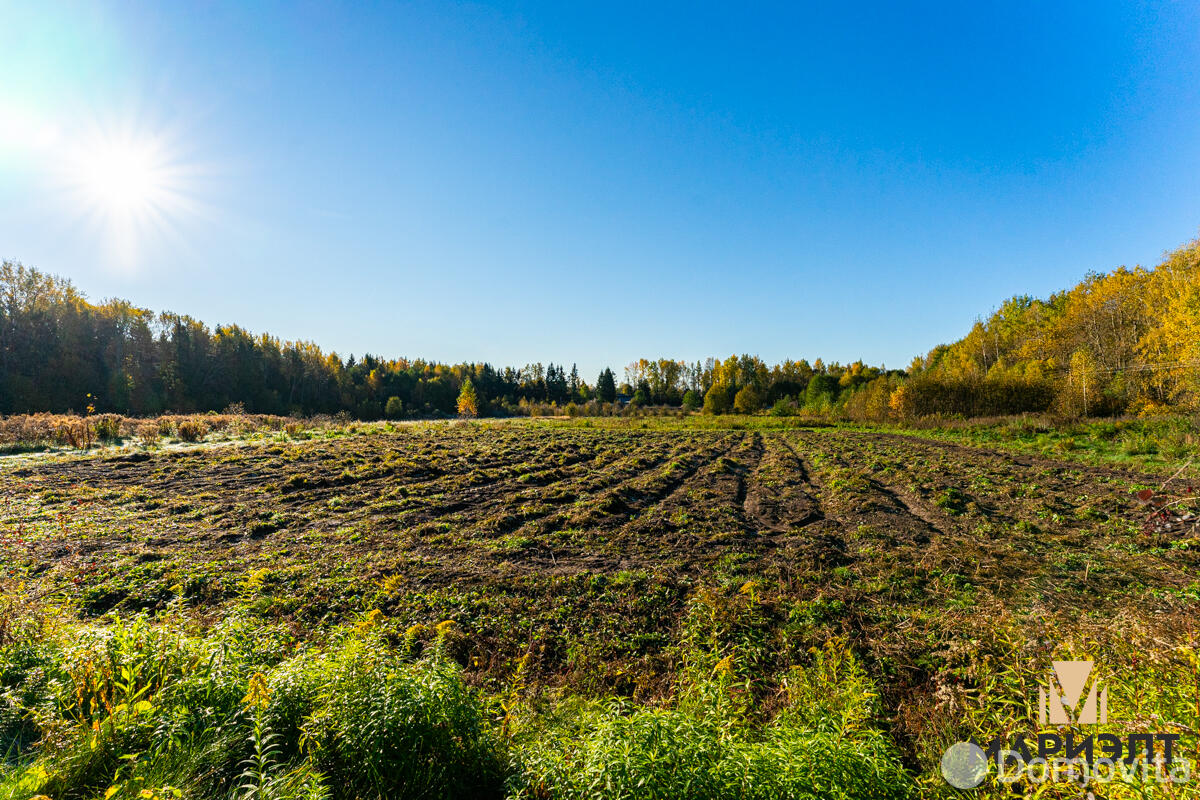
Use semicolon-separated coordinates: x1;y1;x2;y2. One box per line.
301;639;505;800
510;645;913;800
92;414;123;442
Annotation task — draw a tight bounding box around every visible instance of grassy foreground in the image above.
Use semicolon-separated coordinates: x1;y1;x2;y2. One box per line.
1;416;1199;798
0;598;911;800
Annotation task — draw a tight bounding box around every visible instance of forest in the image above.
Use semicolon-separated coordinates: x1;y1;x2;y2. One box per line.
2;235;1199;421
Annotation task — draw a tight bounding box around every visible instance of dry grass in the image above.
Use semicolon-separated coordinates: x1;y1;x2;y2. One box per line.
0;412;307;453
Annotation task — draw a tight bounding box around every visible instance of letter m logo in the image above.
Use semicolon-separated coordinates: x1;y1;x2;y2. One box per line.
1039;660;1107;725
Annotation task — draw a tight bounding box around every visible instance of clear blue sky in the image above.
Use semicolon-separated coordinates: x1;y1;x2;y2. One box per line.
2;1;1199;379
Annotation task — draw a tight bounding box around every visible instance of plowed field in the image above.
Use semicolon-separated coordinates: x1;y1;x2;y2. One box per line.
3;421;1195;770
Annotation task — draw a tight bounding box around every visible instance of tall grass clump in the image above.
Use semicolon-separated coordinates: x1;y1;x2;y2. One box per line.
285;635;506;799
510;696;912;800
509;594;914;800
0;608;504;800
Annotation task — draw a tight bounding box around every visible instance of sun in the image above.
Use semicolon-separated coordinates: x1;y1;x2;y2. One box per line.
1;101;202;270
58;123;192;267
79;144;158;215
73;134;171;220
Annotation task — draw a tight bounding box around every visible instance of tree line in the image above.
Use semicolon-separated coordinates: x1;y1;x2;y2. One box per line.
0;261;904;418
0;262;597;417
902;235;1200;418
4;234;1200;420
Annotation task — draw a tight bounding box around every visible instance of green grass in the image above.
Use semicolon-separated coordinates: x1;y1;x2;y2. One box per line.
874;413;1200;473
0;600;914;800
4;597;1195;798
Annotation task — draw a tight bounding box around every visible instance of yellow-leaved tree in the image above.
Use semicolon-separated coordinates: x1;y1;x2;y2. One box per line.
456;378;479;418
1137;239;1200;409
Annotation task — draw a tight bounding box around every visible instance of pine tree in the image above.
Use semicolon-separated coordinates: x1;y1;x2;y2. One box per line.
596;368;617;402
633;380;650;406
546;363;568;403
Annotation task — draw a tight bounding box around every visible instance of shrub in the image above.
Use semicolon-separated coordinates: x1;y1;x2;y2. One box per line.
632;380;651;407
682;390;701;411
769;397;795;416
0;413;98;451
703;384;732;415
899;375;1056;418
804;374;839;411
92;413;123;441
0;612;502;800
137;421;162;444
303;642;505;799
841;376;903;422
733;385;763;414
176;419;208;442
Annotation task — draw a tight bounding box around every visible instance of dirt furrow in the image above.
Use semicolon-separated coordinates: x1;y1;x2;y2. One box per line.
743;433;822;533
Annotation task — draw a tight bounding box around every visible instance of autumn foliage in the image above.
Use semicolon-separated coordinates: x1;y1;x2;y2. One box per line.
4;235;1200;422
908;237;1200;417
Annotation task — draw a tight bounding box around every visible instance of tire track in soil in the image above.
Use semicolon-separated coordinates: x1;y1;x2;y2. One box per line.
581;433;743;533
792;430;948;551
424;433;730;541
861;479;939;544
706;433;767;543
817;434;958;542
211;434;620;543
733;432;764;523
744;433;823;533
11;431;640;554
241;433;708;573
449;433;745;574
25;429;583;499
842;432;1148;593
856;430;1169;484
605;432;763;565
775;433;826;514
269;433;616;515
396;434;670;529
567;434;733;514
848;429;1150;540
774;432;852;570
803;430;1179;610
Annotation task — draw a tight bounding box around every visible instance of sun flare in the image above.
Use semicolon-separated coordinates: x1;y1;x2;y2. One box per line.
54;122;195;267
73;134;171;219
